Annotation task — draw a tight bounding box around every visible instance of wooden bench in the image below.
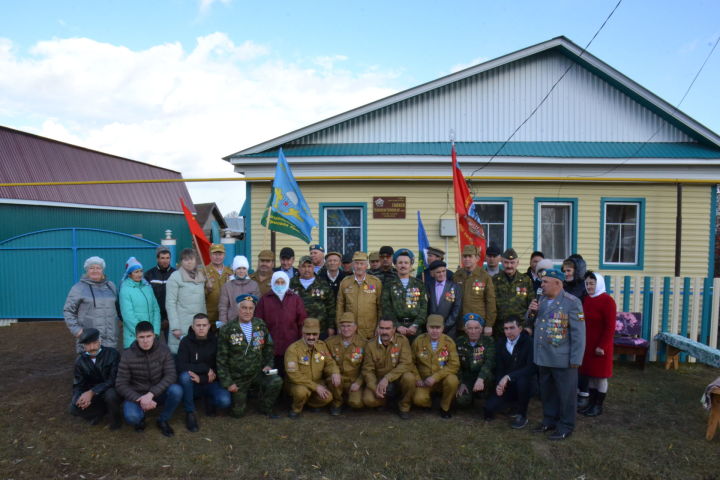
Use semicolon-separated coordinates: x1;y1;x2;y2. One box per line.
707;386;720;441
614;312;649;369
653;332;720;370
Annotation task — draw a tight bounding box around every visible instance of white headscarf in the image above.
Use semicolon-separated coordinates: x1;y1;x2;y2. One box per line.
271;271;290;301
588;272;607;298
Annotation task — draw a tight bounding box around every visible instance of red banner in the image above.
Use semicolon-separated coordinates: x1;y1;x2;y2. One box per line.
452;145;486;265
180;198;211;266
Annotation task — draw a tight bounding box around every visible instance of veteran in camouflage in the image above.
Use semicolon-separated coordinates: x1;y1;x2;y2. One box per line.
455;313;496;408
412;315;460;417
284;318;341;417
290;256;336;337
216;295;281;417
361;319;416;419
380;249;428;339
325;312;366;412
492;248;536;338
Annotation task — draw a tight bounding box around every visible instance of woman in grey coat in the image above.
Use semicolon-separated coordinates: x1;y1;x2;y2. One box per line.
217;255;260;327
166;248;207;354
63;256;120;352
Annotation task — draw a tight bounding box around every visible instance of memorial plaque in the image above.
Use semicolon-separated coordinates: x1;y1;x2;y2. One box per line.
373;196;406;219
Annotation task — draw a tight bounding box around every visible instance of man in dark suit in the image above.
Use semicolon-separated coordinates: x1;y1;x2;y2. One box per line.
426;260;462;338
483;316;536;429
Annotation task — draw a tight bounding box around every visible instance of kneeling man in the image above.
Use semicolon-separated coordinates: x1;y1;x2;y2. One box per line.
69;328;122;429
116;321;182;437
284;318;341;418
361;319;416;419
325;312;366;414
412;314;460;418
455;313;496;409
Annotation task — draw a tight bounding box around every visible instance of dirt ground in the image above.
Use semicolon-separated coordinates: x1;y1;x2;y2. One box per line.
1;321;719;480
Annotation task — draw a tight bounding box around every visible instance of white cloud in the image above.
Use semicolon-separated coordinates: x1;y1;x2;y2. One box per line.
0;34;399;213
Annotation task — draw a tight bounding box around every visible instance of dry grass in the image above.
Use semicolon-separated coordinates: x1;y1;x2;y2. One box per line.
0;322;718;480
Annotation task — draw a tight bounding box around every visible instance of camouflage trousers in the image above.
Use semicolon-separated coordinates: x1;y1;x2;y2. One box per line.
230;372;283;417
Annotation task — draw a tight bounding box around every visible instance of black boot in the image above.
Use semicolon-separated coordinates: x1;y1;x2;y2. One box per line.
186;412;199;432
579;389;597;414
576;392;591;411
584;392;605;417
205;397;217;417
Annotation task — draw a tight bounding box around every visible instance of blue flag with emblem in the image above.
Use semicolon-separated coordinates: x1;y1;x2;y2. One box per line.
417;210;430;273
260;148;318;243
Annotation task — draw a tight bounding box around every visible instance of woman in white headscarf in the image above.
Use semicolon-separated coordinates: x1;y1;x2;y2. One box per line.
255;271;307;372
217;255;260;327
579;271;617;417
63;256;120;352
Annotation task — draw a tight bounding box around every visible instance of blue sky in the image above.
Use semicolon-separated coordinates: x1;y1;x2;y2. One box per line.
1;0;718;212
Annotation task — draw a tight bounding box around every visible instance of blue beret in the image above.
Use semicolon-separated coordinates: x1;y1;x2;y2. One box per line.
392;248;414;263
463;313;485;327
543;268;565;281
236;294;258;304
309;244;324;252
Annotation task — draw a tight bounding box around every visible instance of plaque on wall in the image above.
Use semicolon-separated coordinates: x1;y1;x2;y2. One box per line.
373;196;406;219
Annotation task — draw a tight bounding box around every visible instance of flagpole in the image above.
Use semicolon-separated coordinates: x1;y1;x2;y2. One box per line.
190;233;209;278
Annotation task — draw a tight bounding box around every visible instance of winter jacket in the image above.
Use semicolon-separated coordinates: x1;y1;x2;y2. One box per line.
119;278;161;348
255;290;307;356
563;254;587;300
63;276;120;353
115;338;177;402
176;326;219;384
166;268;207;354
72;346;121;397
144;264;176;320
218;277;260;326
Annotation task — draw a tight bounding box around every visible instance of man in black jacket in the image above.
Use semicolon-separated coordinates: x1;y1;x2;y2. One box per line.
69;328;122;429
484;316;537;429
144;246;176;341
176;313;231;432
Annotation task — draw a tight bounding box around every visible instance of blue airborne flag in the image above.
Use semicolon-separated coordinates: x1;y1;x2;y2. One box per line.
260;148;318;243
417;210;430;273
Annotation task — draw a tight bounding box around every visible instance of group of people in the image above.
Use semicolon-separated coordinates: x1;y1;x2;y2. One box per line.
63;242;616;441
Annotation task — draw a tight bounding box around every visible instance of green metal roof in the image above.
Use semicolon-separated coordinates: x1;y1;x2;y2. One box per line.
235;142;720;159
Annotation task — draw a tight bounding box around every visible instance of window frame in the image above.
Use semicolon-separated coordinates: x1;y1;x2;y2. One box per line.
534;198;578;263
319;202;367;255
472;197;513;251
599;197;645;270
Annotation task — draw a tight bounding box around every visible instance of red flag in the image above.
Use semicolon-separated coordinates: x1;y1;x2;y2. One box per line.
180;198;211;266
452;145;486;265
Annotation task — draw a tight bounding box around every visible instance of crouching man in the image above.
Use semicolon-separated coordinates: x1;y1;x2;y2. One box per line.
69;327;122;429
361;319;416;419
216;294;282;419
326;312;366;414
412;314;460;418
116;321;182;437
284;318;341;418
177;313;232;432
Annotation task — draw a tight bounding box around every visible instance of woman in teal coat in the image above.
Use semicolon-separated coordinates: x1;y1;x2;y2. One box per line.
119;257;161;348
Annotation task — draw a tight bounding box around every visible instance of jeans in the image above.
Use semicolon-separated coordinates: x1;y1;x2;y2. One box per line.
123;383;183;425
178;371;232;412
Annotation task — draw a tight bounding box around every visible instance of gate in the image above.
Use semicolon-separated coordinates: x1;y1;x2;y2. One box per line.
0;228;159;319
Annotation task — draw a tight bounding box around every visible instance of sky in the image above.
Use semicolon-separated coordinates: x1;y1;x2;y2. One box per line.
1;0;718;215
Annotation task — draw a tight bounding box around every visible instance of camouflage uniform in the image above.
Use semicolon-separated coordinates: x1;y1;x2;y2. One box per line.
205;265;233;327
325;333;366;408
411;333;460;412
284;338;340;413
460;269;497;329
455;335;496;407
336;275;383;340
381;276;428;333
493;271;536;337
216;317;281;417
361;334;416;413
290;276;336;334
370;267;399;286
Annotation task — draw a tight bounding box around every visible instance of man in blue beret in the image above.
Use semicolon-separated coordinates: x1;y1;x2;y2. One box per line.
527;268;585;440
380;249;428;340
309;244;325;274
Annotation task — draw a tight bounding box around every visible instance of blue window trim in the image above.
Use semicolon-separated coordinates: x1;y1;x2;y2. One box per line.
473;197;513;250
319;202;368;253
533;197;578;262
599;197;645;271
709;186;717;278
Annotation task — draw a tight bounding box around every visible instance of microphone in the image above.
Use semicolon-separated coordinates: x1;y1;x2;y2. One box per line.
527;288;543;320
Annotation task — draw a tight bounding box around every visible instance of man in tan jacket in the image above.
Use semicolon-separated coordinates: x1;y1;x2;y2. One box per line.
325;312;366;414
336;252;382;339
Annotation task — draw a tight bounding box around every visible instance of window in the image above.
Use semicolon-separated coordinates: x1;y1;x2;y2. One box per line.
601;199;644;269
472;199;512;251
322;205;365;256
536;200;577;262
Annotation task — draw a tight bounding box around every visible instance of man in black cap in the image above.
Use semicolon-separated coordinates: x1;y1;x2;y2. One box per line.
492;248;536;338
69;328;122;429
309;244;325;273
426;260;463;337
485;244;503;277
372;246;398;285
275;247;299;278
144;245;176;341
341;253;354;275
416;246;454;284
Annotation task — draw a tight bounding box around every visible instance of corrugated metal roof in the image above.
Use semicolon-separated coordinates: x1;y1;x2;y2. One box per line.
236;142;720;159
0;126;195;212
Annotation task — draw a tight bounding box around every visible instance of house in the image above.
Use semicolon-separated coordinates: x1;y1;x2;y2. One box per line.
225;36;720;279
194;202;228;243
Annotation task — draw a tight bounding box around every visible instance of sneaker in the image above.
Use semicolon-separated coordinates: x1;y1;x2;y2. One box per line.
398;411;410;420
531;423;556;434
548;430;572;441
511;416;528;429
439;410;452;419
329;406;342;416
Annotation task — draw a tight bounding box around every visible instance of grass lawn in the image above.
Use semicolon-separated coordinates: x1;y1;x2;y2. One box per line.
1;321;718;479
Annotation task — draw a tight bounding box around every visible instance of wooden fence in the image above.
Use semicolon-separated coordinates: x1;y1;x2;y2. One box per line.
604;275;720;363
